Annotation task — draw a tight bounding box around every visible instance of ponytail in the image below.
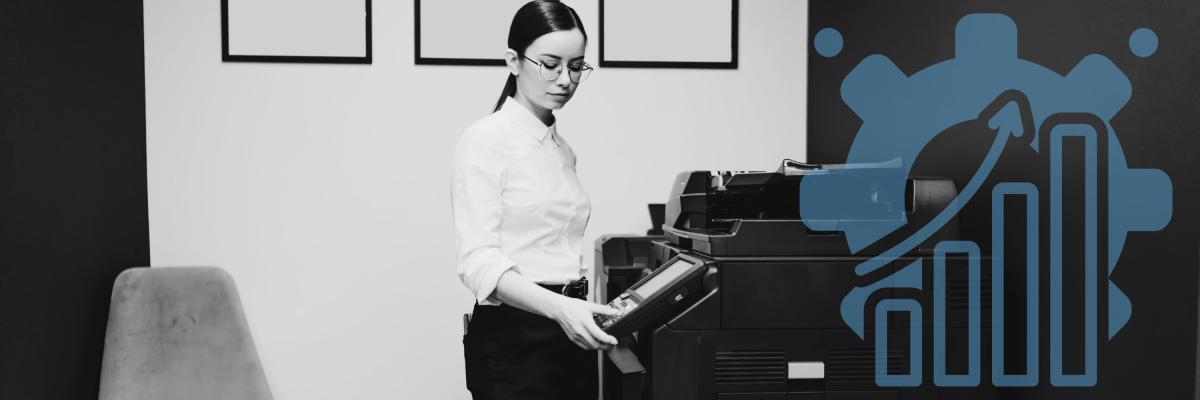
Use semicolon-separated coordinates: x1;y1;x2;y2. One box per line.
493;73;518;112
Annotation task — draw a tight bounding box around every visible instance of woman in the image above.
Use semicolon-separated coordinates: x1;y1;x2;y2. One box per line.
451;1;619;398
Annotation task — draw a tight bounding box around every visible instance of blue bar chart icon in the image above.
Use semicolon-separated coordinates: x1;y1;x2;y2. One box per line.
991;182;1039;386
1049;124;1101;387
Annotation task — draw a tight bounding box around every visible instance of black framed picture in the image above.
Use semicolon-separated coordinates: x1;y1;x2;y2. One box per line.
221;0;372;64
600;0;738;69
414;0;529;66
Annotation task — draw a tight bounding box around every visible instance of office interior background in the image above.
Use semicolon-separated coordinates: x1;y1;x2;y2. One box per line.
4;0;805;399
4;0;1199;399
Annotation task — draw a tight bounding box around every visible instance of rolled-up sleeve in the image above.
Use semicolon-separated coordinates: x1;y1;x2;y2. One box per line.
451;127;516;305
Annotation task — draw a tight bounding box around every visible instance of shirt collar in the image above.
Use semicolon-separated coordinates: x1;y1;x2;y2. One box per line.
500;97;557;144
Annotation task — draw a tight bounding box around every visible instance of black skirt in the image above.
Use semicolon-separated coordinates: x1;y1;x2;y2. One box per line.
464;301;598;400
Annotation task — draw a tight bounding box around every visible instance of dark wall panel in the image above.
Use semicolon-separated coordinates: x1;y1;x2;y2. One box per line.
1;0;149;398
808;1;1200;398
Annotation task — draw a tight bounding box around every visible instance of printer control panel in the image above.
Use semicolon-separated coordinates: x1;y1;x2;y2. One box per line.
594;293;640;329
592;254;708;337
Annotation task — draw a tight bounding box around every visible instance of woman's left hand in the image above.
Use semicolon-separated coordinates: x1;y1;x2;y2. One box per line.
548;296;620;350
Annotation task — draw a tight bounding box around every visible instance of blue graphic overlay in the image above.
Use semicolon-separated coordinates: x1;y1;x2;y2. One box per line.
809;13;1175;388
876;298;923;387
991;182;1039;387
1048;120;1100;387
933;241;981;387
814;28;844;58
1129;28;1158;58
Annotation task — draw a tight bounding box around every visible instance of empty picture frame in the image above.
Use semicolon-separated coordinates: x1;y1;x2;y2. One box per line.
221;0;372;63
600;0;738;69
415;0;530;66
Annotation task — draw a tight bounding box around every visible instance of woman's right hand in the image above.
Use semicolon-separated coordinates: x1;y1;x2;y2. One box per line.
549;296;620;350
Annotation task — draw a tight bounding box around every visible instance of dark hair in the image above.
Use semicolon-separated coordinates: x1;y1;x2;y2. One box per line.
493;1;588;112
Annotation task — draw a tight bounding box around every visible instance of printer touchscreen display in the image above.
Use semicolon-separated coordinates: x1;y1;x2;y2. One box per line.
595;255;706;336
633;259;695;298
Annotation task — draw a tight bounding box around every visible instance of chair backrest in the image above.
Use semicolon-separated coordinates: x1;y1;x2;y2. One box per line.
99;267;272;400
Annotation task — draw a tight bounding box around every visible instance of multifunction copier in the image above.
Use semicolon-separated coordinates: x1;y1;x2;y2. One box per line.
595;160;997;400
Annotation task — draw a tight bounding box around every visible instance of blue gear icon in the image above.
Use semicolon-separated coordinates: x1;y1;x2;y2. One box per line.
802;13;1174;387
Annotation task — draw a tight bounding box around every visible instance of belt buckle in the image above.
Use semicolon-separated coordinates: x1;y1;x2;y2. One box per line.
562;277;589;299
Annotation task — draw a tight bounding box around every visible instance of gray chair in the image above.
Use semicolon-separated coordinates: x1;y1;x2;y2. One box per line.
99;267;273;400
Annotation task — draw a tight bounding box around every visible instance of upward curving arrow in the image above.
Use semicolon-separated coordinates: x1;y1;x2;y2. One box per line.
842;90;1038;338
852;90;1035;277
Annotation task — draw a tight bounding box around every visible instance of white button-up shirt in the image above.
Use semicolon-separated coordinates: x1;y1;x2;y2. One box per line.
452;98;592;305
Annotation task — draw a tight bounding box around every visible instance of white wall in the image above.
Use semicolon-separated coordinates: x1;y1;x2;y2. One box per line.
144;1;807;399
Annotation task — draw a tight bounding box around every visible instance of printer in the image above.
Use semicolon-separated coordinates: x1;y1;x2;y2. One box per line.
595;159;997;400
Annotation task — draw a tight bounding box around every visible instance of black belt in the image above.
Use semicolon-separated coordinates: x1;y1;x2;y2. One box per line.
538;277;589;300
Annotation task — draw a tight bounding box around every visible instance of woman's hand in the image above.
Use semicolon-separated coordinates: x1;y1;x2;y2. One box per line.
491;270;621;350
549;296;620;350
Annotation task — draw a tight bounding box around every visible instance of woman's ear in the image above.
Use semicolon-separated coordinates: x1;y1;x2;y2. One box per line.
503;49;520;77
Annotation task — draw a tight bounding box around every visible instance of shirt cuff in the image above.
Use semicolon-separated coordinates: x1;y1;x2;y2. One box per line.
471;257;516;306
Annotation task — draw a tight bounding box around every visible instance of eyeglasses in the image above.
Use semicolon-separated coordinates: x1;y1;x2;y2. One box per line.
522;55;593;83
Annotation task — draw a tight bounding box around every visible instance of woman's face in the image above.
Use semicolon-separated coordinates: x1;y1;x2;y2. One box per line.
506;28;587;115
